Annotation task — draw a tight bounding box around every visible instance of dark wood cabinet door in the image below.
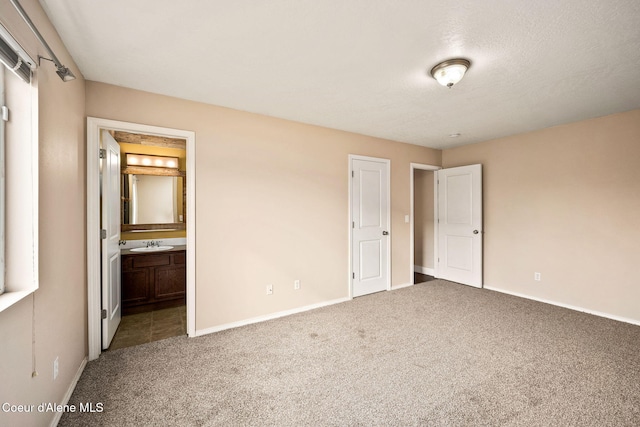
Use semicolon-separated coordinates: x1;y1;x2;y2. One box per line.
122;268;151;304
155;265;186;299
121;250;186;313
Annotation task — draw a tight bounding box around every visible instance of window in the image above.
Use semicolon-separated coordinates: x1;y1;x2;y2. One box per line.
0;67;4;296
0;24;38;310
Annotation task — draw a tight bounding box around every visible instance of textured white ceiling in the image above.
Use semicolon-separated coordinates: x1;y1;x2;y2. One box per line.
40;0;640;149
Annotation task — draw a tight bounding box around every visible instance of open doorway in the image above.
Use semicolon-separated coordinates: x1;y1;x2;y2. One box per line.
110;130;188;350
410;163;440;285
87;117;196;361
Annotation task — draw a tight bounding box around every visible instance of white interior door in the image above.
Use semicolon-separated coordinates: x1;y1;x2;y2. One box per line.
437;164;482;288
101;130;121;348
351;157;390;297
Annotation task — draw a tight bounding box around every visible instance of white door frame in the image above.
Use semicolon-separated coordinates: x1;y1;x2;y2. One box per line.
410;163;441;284
87;117;196;361
348;154;391;298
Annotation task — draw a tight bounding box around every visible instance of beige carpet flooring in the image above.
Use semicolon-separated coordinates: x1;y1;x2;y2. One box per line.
60;280;640;426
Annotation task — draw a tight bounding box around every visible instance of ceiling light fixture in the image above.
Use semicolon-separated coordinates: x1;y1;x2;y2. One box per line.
430;58;471;88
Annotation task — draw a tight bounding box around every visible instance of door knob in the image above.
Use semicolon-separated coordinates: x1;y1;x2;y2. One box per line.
473;230;479;234
382;231;389;235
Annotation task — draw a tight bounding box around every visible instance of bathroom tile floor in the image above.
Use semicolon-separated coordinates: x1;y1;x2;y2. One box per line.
108;305;186;351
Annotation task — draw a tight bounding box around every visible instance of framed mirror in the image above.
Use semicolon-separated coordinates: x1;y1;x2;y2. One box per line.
122;173;186;231
116;131;187;232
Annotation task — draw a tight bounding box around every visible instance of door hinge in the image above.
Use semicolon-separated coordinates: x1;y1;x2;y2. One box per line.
100;229;107;239
99;148;106;159
352;171;354;178
352;221;355;228
1;106;8;121
352;272;355;279
101;309;107;319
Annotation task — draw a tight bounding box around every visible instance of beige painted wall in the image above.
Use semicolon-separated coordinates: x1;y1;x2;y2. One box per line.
85;82;441;330
442;109;640;322
414;170;434;270
0;0;86;426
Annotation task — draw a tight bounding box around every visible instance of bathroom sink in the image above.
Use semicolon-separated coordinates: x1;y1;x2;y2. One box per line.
130;246;174;252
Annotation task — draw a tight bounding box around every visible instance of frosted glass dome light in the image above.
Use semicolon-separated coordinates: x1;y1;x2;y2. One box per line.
430;59;471;88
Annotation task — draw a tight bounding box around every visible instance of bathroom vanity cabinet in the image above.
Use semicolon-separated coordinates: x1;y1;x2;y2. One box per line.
121;246;186;314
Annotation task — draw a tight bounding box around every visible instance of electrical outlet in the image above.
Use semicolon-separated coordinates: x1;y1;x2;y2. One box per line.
294;279;300;290
266;284;273;295
53;357;59;380
534;272;541;281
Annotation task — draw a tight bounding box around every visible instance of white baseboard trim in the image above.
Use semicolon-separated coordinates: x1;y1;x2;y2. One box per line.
194;297;351;337
414;265;435;276
484;286;640;327
51;357;87;427
391;282;412;290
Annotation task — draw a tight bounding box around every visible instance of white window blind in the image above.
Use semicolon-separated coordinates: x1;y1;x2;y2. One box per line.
0;24;32;83
0;23;38;308
0;66;5;296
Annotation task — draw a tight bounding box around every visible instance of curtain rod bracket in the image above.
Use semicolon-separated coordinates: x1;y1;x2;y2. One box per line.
37;55;52;66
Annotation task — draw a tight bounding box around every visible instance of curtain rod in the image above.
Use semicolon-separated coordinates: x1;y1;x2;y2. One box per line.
9;0;75;82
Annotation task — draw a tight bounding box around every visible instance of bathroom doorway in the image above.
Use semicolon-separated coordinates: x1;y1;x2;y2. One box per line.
111;130;188;350
87;117;196;361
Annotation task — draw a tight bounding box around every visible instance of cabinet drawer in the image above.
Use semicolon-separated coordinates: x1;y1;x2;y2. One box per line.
133;254;170;268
